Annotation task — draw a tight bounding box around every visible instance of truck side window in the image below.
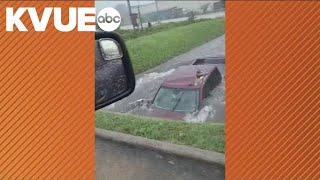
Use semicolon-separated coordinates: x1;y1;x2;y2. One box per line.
203;71;214;98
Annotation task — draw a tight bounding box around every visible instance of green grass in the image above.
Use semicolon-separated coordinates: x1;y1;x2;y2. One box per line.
117;19;213;41
96;111;225;153
125;18;225;74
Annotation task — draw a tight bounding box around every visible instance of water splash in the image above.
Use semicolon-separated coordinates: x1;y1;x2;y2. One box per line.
184;106;216;123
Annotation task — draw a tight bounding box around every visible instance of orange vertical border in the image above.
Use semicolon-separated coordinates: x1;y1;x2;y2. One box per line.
226;1;320;179
0;1;94;179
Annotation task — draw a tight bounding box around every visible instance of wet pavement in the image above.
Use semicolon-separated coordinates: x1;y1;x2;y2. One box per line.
102;35;225;123
95;136;225;180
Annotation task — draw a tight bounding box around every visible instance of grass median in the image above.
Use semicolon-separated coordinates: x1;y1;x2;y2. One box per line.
96;111;225;153
125;18;225;74
117;19;213;40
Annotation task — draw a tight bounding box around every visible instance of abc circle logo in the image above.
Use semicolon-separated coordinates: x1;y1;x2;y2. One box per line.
97;8;121;32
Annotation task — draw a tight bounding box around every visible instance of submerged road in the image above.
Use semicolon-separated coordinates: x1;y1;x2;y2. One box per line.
95;137;225;180
96;36;226;179
103;35;225;123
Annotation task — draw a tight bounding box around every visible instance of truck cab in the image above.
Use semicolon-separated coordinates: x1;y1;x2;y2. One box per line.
151;64;222;120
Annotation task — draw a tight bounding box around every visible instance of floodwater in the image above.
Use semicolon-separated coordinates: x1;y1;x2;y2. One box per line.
104;64;225;123
102;36;225;123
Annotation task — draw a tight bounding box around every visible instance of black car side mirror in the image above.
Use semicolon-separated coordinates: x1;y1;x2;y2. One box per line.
95;32;135;110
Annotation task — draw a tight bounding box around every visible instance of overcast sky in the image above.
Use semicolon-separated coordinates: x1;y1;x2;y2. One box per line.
95;1;154;11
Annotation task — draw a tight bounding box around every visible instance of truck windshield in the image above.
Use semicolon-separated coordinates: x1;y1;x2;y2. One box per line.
153;88;199;113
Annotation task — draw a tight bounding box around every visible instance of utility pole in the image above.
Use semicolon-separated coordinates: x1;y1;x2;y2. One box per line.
155;0;161;24
137;2;143;30
126;0;134;29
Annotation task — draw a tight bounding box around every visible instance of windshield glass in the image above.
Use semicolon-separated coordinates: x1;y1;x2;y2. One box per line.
154;88;199;112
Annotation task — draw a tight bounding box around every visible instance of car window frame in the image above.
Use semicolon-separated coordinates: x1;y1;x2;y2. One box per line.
95;32;136;110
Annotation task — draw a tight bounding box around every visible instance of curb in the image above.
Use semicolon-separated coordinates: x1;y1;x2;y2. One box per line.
95;128;225;167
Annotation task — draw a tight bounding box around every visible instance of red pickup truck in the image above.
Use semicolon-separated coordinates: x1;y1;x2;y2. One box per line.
150;57;223;120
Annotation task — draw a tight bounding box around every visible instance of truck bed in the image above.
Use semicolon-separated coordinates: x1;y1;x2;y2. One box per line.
192;57;225;65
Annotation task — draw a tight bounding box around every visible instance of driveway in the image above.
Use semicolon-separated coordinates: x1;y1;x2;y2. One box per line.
95;137;225;180
103;35;225;123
